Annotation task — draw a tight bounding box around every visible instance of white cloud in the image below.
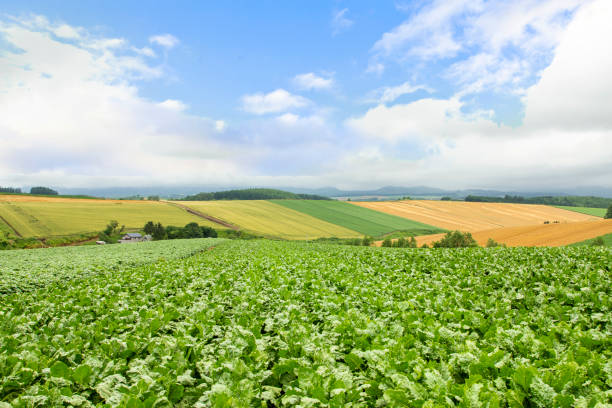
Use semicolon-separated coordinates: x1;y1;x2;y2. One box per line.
158;99;188;111
370;0;588;96
53;24;81;39
134;46;156;57
331;8;354;36
0;17;242;188
149;34;179;49
348;0;612;190
1;4;611;192
215;120;226;132
366;81;433;104
241;89;310;115
293;72;333;91
522;0;612;131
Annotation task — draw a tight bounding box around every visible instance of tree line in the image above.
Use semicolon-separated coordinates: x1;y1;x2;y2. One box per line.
181;188;330;201
465;194;612;208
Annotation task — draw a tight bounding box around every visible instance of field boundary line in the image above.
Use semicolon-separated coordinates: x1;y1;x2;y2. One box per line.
163;201;240;230
0;214;22;237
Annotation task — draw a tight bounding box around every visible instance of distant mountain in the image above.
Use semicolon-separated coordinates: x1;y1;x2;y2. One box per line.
55;185;612;199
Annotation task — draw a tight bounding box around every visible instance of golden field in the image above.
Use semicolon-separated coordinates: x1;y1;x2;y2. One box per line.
353;200;596;231
413;219;612;247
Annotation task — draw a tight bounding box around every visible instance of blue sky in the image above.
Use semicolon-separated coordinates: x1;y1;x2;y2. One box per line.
1;0;611;190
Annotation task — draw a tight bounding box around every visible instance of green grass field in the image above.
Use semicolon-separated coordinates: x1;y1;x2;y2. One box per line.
570;232;612;247
0;199;220;237
179;200;360;239
554;205;606;217
272;199;444;237
0;216;14;237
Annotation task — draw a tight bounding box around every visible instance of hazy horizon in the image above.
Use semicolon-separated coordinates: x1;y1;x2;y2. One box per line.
1;1;611;191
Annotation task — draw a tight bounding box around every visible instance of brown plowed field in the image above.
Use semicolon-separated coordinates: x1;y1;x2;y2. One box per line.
412;219;612;247
353;200;597;232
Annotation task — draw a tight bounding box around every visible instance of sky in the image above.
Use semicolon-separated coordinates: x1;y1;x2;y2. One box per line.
0;0;611;191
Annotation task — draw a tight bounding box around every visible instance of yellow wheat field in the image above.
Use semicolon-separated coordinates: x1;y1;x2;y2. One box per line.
412;219;612;247
353;200;597;232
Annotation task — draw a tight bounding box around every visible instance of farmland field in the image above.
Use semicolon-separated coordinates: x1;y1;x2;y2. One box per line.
0;195;219;237
571;232;612;247
0;238;224;294
555;206;607;217
0;217;14;237
353;200;597;232
414;219;612;247
0;240;610;406
178;200;360;239
273;199;443;237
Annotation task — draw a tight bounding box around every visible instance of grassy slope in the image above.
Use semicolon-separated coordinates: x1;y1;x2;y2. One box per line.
0;216;14;237
0;200;219;237
570;232;612;247
555;206;606;217
179;200;360;239
272;199;444;237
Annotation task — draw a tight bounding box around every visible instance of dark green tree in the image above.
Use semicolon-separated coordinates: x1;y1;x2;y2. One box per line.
143;221;155;235
432;231;478;248
183;222;203;238
152;223;167;241
200;226;217;238
605;204;612;219
30;186;58;195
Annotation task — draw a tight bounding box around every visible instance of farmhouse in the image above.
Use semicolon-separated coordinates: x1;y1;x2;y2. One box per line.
119;233;152;243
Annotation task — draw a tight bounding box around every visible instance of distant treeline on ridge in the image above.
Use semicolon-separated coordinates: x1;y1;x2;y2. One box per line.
465;194;612;208
0;187;22;194
181;188;331;201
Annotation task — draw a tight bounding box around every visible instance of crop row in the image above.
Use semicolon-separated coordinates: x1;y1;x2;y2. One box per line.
0;241;610;406
0;238;224;294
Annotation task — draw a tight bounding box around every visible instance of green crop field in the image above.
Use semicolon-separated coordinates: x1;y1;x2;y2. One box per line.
0;217;13;237
2;241;609;406
554;206;607;217
570;232;612;247
272;199;444;237
0;238;224;294
179;200;360;239
0;199;220;238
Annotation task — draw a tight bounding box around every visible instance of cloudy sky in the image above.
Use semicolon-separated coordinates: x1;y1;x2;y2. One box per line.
0;0;610;191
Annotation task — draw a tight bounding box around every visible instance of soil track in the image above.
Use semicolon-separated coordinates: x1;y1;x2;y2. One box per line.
353;200;597;232
411;219;612;247
164;201;240;230
0;214;22;237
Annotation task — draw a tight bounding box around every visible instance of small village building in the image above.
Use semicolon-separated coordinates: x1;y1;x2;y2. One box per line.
119;233;152;243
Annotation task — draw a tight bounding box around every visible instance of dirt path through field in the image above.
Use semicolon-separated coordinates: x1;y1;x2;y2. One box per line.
0;214;22;237
163;201;240;230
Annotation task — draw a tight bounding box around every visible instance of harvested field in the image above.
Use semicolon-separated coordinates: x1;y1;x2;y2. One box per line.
413;219;612;247
353;200;597;232
178;200;360;240
0;195;219;237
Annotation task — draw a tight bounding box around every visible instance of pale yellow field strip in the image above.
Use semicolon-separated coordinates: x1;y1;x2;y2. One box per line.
178;200;360;240
353;200;597;232
412;219;612;247
0;195;219;237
